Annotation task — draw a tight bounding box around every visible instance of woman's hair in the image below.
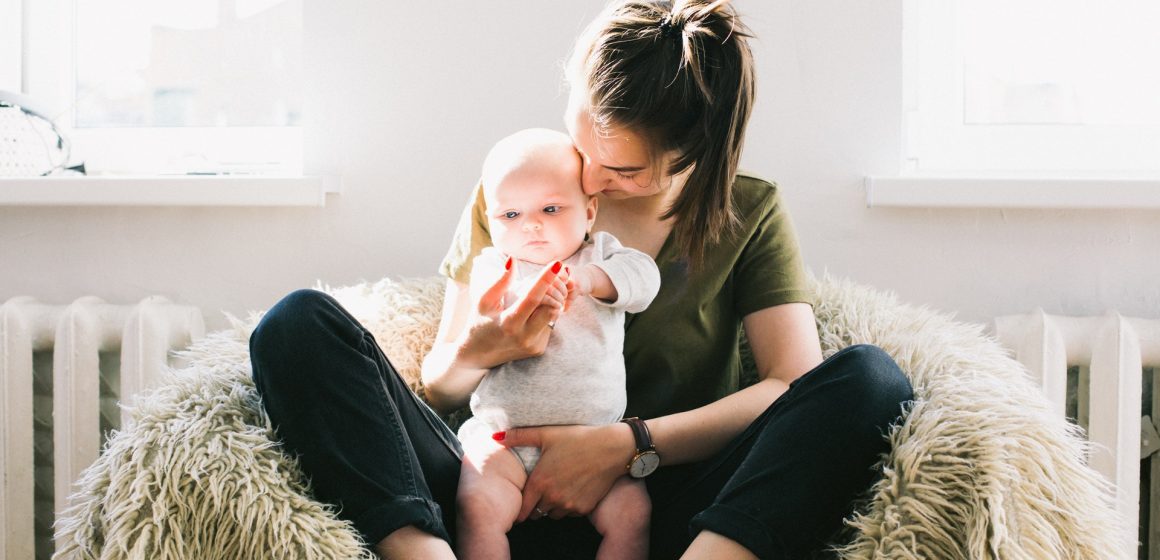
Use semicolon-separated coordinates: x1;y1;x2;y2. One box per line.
567;0;755;267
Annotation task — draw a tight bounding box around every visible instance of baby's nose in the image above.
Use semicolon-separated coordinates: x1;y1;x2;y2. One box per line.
523;219;542;231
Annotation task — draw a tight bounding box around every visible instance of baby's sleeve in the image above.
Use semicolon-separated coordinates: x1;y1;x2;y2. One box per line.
586;231;661;313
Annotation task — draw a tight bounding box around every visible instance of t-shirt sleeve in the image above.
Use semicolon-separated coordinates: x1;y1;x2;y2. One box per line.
586;231;661;313
733;185;814;317
438;180;492;284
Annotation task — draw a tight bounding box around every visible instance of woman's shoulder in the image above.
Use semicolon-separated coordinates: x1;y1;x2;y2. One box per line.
732;171;784;218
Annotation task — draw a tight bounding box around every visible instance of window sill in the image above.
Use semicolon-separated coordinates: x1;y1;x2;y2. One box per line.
0;175;341;207
865;175;1160;209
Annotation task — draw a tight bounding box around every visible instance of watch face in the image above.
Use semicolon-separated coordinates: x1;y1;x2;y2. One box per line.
630;451;660;478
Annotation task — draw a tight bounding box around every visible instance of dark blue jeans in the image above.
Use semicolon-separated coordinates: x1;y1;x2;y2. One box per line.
250;289;913;559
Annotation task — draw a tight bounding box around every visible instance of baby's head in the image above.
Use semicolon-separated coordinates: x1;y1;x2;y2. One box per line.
481;128;596;265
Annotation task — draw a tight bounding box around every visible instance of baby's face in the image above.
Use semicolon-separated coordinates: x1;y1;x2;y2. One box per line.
485;160;594;265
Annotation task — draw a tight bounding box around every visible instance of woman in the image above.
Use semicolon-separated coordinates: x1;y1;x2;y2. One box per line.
250;1;914;559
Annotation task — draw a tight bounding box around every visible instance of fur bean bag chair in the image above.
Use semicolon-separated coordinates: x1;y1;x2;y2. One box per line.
52;276;1129;559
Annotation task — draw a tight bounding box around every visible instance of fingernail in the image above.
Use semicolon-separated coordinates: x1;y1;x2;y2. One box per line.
551;261;562;274
505;257;513;271
492;431;506;441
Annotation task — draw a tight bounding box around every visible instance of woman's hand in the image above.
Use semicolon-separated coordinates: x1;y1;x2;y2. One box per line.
496;423;636;522
422;260;571;412
465;260;570;366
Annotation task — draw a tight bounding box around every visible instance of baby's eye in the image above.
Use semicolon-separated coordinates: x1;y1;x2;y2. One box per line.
543;205;561;214
502;211;519;219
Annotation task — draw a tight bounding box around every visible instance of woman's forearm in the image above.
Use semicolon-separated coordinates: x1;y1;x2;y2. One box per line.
641;304;823;464
422;317;541;413
420;341;487;414
422;316;526;414
647;378;789;466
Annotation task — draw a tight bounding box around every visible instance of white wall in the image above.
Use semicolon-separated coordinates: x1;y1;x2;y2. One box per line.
1;0;1157;331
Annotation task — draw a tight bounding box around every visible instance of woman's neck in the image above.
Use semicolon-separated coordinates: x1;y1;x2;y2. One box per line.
593;171;687;258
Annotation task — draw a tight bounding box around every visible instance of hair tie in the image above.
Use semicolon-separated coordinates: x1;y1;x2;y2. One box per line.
658;15;683;39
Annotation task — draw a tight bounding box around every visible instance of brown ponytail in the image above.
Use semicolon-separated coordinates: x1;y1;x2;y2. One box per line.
567;0;755;268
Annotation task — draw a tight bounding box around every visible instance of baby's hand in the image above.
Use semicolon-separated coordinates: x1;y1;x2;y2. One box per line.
566;266;590;298
566;265;615;303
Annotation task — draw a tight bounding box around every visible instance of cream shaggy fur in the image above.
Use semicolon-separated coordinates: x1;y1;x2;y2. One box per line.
52;276;1129;559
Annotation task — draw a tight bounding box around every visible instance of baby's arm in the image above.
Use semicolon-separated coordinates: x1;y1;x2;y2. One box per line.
573;264;617;303
581;232;661;313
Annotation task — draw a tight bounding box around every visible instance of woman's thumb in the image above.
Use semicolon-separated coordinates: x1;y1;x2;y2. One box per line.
492;426;538;448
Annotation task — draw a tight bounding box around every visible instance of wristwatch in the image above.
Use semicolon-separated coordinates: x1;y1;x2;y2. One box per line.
621;417;660;478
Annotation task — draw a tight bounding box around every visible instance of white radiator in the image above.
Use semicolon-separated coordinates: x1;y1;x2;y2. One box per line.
1;296;205;560
995;310;1160;557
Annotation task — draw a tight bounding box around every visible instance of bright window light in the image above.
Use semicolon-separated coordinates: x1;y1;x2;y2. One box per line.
906;0;1160;175
960;0;1160;126
74;0;301;129
15;0;304;175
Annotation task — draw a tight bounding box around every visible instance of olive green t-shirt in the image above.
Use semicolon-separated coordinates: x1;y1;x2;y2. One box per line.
438;174;813;420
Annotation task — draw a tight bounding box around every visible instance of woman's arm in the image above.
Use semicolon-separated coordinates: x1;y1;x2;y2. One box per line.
500;301;822;519
646;302;822;464
421;263;570;414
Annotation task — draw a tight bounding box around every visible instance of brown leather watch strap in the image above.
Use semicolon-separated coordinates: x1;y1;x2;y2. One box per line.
621;416;654;453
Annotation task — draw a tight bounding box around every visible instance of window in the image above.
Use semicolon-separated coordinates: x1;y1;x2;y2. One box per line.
14;0;302;175
904;0;1160;175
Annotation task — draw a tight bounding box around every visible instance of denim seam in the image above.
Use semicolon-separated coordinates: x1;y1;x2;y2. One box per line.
363;334;422;498
362;330;464;460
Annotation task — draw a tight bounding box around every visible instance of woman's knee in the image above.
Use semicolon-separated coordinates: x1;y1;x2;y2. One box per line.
249;288;361;389
831;344;914;420
251;289;342;351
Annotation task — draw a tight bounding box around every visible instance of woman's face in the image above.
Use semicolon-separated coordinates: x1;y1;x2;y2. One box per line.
565;95;670;199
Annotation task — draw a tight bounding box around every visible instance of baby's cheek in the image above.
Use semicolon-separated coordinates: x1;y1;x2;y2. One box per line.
488;225;516;254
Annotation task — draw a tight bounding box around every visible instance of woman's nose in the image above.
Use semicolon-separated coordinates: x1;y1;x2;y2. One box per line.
581;163;604;195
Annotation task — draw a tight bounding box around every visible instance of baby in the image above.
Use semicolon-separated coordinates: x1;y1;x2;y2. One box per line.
455;128;660;560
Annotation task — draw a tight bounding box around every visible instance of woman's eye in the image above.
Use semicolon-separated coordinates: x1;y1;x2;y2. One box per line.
543;205;561;214
615;171;638;181
503;211;519;219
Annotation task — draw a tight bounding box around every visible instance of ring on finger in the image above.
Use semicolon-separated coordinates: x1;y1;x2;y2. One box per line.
533;506;547;518
547;321;556;329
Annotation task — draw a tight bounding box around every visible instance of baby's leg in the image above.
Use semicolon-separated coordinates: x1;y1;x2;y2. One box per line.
589;477;650;560
456;434;528;560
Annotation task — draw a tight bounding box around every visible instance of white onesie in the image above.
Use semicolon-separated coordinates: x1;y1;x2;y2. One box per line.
457;231;661;472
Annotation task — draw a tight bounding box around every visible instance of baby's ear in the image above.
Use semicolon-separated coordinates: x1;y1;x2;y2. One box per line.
586;195;598;226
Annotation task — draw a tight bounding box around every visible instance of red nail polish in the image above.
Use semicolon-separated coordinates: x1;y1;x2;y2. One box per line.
505;257;513;271
492;431;506;441
565;266;570;275
551;261;562;274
